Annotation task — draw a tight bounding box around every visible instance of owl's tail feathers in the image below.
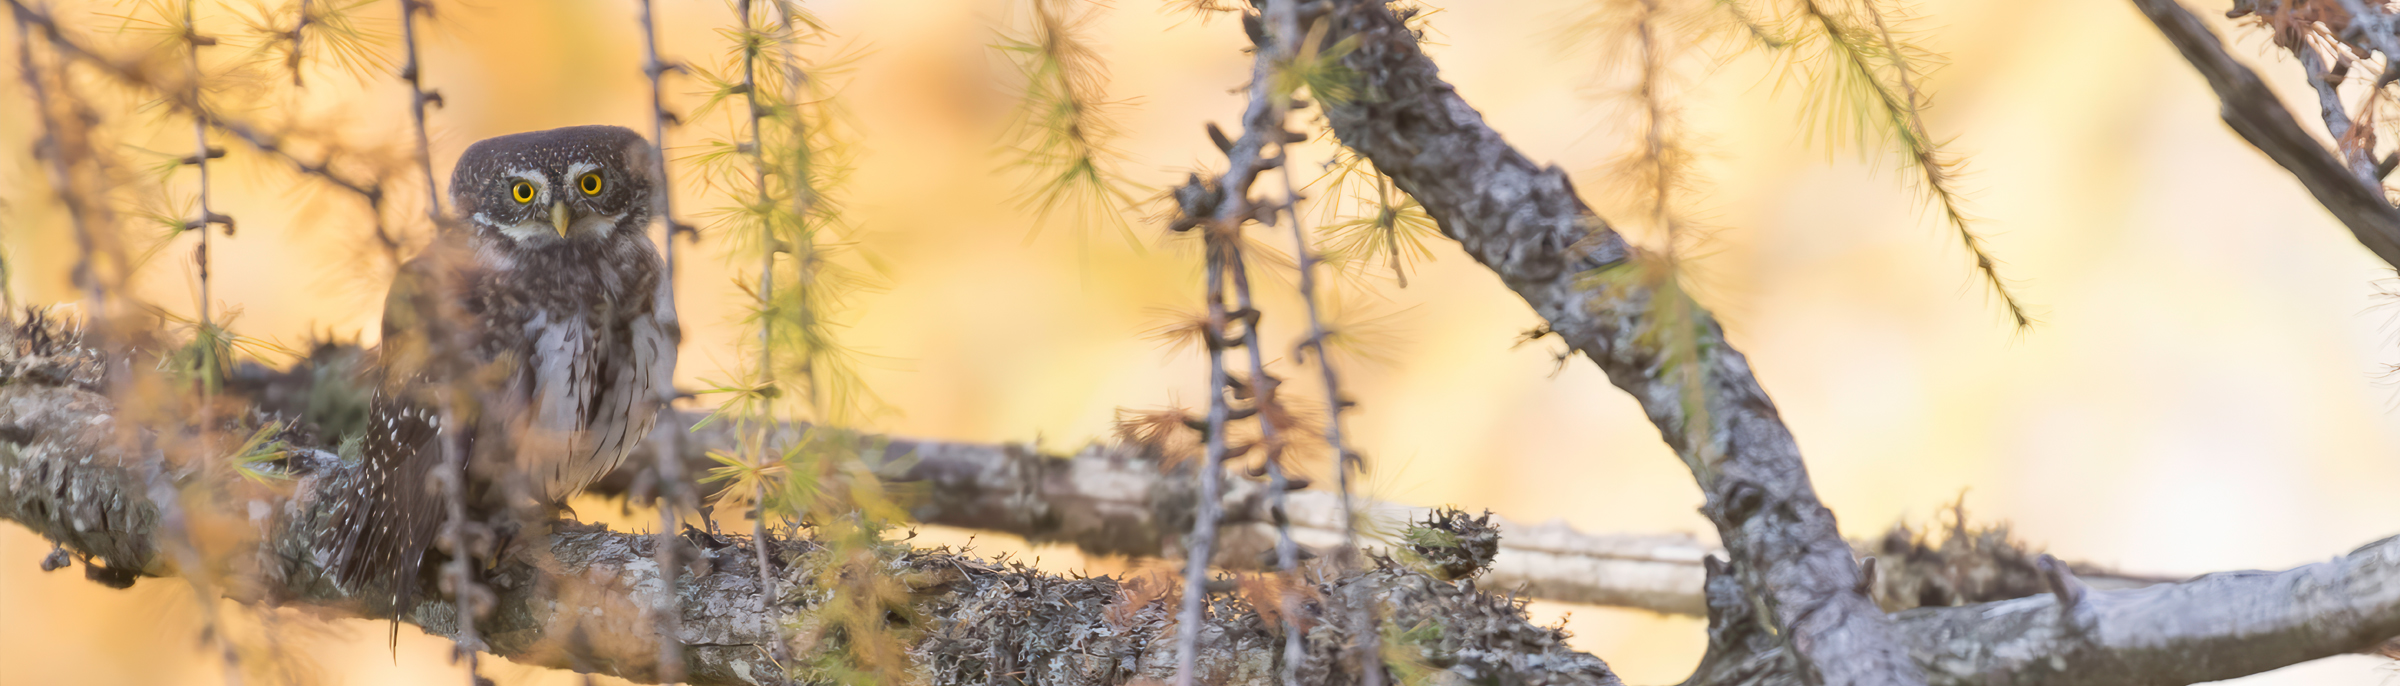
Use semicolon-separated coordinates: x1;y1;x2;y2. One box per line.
317;398;444;648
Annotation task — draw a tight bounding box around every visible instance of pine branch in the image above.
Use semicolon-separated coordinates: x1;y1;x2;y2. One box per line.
7;0;403;260
733;0;780;651
10;2;120;323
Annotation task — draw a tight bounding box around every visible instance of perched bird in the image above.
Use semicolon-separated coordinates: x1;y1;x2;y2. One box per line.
320;125;679;621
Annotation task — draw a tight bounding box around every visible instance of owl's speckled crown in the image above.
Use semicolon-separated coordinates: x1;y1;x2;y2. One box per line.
447;125;658;237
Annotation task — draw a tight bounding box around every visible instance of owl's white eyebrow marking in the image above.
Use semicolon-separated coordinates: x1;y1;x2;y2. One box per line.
486;167;559;243
565;161;600;180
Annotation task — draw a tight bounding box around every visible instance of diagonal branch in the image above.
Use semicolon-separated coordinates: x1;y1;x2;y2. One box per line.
601;403;2176;620
2132;0;2400;268
1305;2;1920;684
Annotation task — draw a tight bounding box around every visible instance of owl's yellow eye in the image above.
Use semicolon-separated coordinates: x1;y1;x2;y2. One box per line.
510;180;536;204
578;173;604;196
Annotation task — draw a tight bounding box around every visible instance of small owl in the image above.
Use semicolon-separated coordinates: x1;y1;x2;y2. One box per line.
322;125;679;614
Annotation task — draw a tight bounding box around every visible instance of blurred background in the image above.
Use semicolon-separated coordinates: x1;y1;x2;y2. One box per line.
3;0;2398;683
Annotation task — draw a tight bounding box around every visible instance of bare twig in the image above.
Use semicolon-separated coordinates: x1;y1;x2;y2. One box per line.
4;1;401;261
398;0;440;222
1172;204;1237;686
176;4;240;680
1256;2;1384;682
182;0;233;332
10;3;110;320
635;1;688;680
394;3;482;683
288;0;311;86
2297;44;2377;182
1226;213;1308;686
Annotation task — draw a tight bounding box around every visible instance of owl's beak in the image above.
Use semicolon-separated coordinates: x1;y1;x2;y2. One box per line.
550;202;572;238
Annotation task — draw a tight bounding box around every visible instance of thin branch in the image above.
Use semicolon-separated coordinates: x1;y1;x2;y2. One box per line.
182;0;232;330
1262;2;1383;682
175;3;241;680
1808;0;2030;328
1226;208;1308;686
634;1;689;680
288;0;310;85
2132;0;2400;269
11;3;109;320
2297;43;2377;182
1172;197;1237;686
397;0;439;222
5;0;401;260
735;0;778;642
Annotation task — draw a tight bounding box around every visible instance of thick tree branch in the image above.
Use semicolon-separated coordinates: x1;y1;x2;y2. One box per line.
0;321;1624;686
1684;538;2400;686
221;330;2172;621
1307;3;1921;684
2132;0;2400;268
606;406;2169;620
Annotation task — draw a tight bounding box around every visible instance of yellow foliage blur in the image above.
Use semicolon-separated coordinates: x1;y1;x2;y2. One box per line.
1;0;2395;684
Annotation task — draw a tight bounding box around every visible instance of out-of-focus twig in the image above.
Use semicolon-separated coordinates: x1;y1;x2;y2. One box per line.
6;0;402;261
634;0;689;679
2133;0;2400;269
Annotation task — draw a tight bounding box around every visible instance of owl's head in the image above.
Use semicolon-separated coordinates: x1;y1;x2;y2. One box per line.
449;125;657;246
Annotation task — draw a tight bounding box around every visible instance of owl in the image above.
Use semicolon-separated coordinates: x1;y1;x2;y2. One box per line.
321;125;679;616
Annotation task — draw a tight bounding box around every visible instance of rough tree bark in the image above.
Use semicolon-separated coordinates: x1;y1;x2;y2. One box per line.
0;317;1627;686
1302;1;2400;684
4;2;2396;685
7;316;2396;684
1309;2;1922;684
2128;0;2400;269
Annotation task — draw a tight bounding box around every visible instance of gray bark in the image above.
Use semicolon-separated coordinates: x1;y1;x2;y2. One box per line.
2130;0;2400;268
1684;539;2400;686
0;318;1624;686
1308;2;1922;684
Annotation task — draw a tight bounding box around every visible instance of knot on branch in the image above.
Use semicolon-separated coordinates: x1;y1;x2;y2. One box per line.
1399;507;1499;582
1168;172;1224;233
1;310;110;392
1857;503;2074;612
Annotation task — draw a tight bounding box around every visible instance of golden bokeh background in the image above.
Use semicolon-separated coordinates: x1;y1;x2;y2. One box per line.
4;0;2398;683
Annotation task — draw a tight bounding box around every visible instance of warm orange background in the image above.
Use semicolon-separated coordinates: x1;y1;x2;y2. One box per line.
4;0;2398;684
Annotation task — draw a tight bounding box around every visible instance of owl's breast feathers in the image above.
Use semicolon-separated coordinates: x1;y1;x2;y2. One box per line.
322;229;676;604
484;235;676;505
